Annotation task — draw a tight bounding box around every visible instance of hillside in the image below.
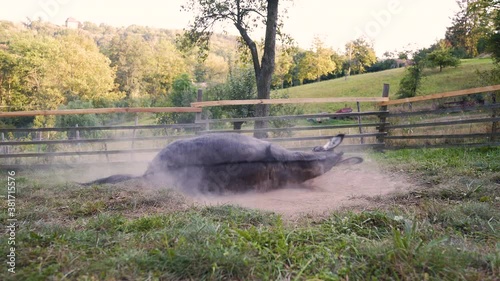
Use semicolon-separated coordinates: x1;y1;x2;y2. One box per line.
278;58;495;112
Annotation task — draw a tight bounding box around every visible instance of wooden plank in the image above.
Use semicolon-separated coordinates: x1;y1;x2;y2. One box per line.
385;132;500;140
0;148;163;158
267;133;385;143
288;143;385;151
196;111;387;123
385;142;500;150
191;97;390;108
0;123;202;133
0;107;202;117
386;117;500;129
387;103;500;118
197;122;388;134
0;135;196;146
0;161;151;170
378;85;500;106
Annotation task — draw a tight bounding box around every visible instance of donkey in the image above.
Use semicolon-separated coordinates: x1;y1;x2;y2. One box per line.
82;133;362;193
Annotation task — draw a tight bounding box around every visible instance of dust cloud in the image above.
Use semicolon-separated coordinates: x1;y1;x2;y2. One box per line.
189;155;409;219
66;152;409;220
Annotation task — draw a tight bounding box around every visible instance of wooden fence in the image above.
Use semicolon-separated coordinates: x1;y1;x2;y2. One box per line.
0;84;499;168
379;84;500;149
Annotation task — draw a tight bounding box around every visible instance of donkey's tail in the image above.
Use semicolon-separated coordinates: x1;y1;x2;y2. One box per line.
78;174;142;186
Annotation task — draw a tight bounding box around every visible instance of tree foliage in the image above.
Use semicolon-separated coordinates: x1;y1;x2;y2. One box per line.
204;66;257;121
345;38;377;75
427;40;461;72
396;65;423;99
0;27;121;121
156;74;197;124
396;49;429;99
446;0;497;58
310;37;336;82
273;46;295;88
180;0;288;137
467;0;500;62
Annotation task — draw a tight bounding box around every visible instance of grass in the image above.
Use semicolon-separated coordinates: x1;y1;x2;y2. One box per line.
278;58;496;113
1;58;499;280
1;145;499;280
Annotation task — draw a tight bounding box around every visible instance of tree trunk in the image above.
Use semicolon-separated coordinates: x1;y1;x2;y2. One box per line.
253;0;278;139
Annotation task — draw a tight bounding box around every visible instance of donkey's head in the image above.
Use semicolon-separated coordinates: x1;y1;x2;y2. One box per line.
313;134;363;169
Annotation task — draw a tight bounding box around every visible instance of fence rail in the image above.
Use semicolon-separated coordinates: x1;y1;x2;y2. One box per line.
1;84;499;166
377;85;500;106
0;123;202;133
0;106;201;117
191;97;389;107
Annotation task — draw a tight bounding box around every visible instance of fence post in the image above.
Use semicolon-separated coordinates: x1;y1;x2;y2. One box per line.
36;130;42;152
356;101;364;144
377;84;390;146
195;89;210;133
195;89;203;123
75;124;80;140
492;92;499;142
1;132;7;155
75;124;81;162
131;114;138;160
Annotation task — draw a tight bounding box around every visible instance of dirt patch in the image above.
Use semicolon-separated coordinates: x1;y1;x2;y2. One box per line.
190;156;412;219
68;155;414;220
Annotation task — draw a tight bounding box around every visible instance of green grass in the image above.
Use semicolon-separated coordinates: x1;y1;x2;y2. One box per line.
1;59;499;280
1;146;499;280
278;58;496;112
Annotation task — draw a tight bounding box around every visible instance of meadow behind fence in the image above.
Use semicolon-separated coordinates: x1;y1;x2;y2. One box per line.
0;84;499;167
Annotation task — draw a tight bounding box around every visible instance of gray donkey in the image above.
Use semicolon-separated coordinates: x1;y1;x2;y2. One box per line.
82;133;362;193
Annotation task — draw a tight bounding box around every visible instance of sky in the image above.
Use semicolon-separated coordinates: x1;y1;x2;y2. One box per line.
0;0;462;57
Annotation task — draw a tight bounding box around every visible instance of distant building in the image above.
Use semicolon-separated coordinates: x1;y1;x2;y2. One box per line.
65;17;81;29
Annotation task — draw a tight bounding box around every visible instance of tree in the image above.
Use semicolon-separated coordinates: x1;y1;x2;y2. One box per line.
345;38;377;75
310;37;336;82
427;40;461;72
273;46;295;88
471;1;500;87
446;0;496;58
468;0;500;62
107;32;153;100
144;38;189;102
181;0;286;138
295;50;316;84
396;65;423;99
56;31;122;106
0;25;121;128
195;53;230;83
396;49;428;99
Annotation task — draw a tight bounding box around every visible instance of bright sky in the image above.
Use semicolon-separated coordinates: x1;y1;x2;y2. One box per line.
0;0;461;57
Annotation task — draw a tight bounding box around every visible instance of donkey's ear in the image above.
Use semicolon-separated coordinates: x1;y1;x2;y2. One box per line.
323;134;345;151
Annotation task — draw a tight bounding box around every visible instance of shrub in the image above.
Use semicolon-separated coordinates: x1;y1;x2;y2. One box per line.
55;100;102;138
156;74;197;124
